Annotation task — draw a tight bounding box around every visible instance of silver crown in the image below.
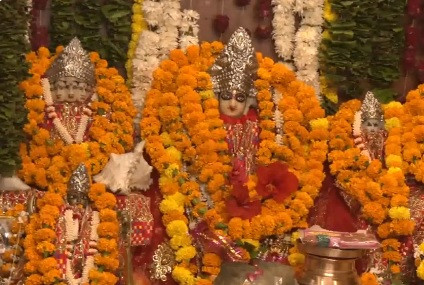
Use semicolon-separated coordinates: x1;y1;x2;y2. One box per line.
209;27;258;98
45;37;95;86
68;164;91;194
360;91;384;122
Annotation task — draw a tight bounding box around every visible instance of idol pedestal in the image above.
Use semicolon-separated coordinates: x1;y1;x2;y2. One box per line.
297;244;363;285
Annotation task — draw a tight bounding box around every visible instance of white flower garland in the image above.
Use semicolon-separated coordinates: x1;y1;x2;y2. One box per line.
64;209;99;285
271;0;295;61
272;88;284;145
179;9;200;50
41;78;90;145
132;0;200;123
132;0;182;123
271;0;324;100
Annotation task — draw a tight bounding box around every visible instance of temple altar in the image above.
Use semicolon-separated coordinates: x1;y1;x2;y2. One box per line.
1;1;424;285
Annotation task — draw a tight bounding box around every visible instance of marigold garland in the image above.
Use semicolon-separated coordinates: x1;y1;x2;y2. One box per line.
328;99;414;282
142;42;327;284
19;46;134;284
403;84;424;280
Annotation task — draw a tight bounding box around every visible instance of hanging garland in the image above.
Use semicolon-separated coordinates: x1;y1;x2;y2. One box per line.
126;0;147;85
141;42;328;284
271;0;324;100
319;0;405;103
131;0;182;121
50;0;132;71
0;0;30;177
328;100;414;283
19;46;135;284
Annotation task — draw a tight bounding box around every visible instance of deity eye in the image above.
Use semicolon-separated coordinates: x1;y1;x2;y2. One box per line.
235;93;247;103
220;92;232;100
367;122;372;126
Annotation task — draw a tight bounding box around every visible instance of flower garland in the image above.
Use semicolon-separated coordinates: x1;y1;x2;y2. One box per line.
179;9;200;50
328;100;414;283
271;0;324;100
0;0;30;177
319;0;405;102
19;46;134;285
126;0;147;85
132;0;182;123
142;42;328;284
401;84;424;280
1;203;28;280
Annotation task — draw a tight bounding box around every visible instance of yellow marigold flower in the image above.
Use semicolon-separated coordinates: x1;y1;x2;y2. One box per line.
160;132;173;147
309;118;329;130
418;261;424;280
166;220;188;237
288;252;305;266
172;266;195;285
241;239;260;249
384;101;403;110
385;117;401;130
166;146;182;162
199;90;215;100
165;163;179;178
388;206;410;220
385;155;402;168
170;234;192;250
168;192;186;207
291;231;301;244
160;198;184;214
175;245;197;261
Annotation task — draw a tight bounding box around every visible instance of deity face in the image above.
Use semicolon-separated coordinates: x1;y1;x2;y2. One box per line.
361;118;383;134
219;90;247;118
67;191;89;207
51;76;92;103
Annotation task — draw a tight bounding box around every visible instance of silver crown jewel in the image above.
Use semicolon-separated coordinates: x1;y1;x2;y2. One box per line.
68;163;91;194
45;37;95;86
360;91;384;122
209;27;258;98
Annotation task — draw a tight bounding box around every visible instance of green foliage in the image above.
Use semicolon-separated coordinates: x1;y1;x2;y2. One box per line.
320;0;405;102
0;1;30;176
50;0;132;72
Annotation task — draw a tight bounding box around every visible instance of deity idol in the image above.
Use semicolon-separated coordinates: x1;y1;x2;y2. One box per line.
207;28;296;285
43;38;96;144
308;92;386;233
209;27;261;219
352;91;387;162
18;38;154;285
56;164;98;283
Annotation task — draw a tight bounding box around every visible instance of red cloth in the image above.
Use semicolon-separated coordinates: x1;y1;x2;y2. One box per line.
307;169;358;232
131;153;177;285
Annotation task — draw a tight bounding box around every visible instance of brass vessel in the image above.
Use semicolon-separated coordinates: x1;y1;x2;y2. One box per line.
297;244;363;285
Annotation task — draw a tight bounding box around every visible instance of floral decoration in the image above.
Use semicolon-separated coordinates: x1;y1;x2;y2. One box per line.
141;41;328;283
0;0;30;176
271;0;324;99
328;99;414;283
19;46;135;284
1;203;28;279
126;0;147;85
